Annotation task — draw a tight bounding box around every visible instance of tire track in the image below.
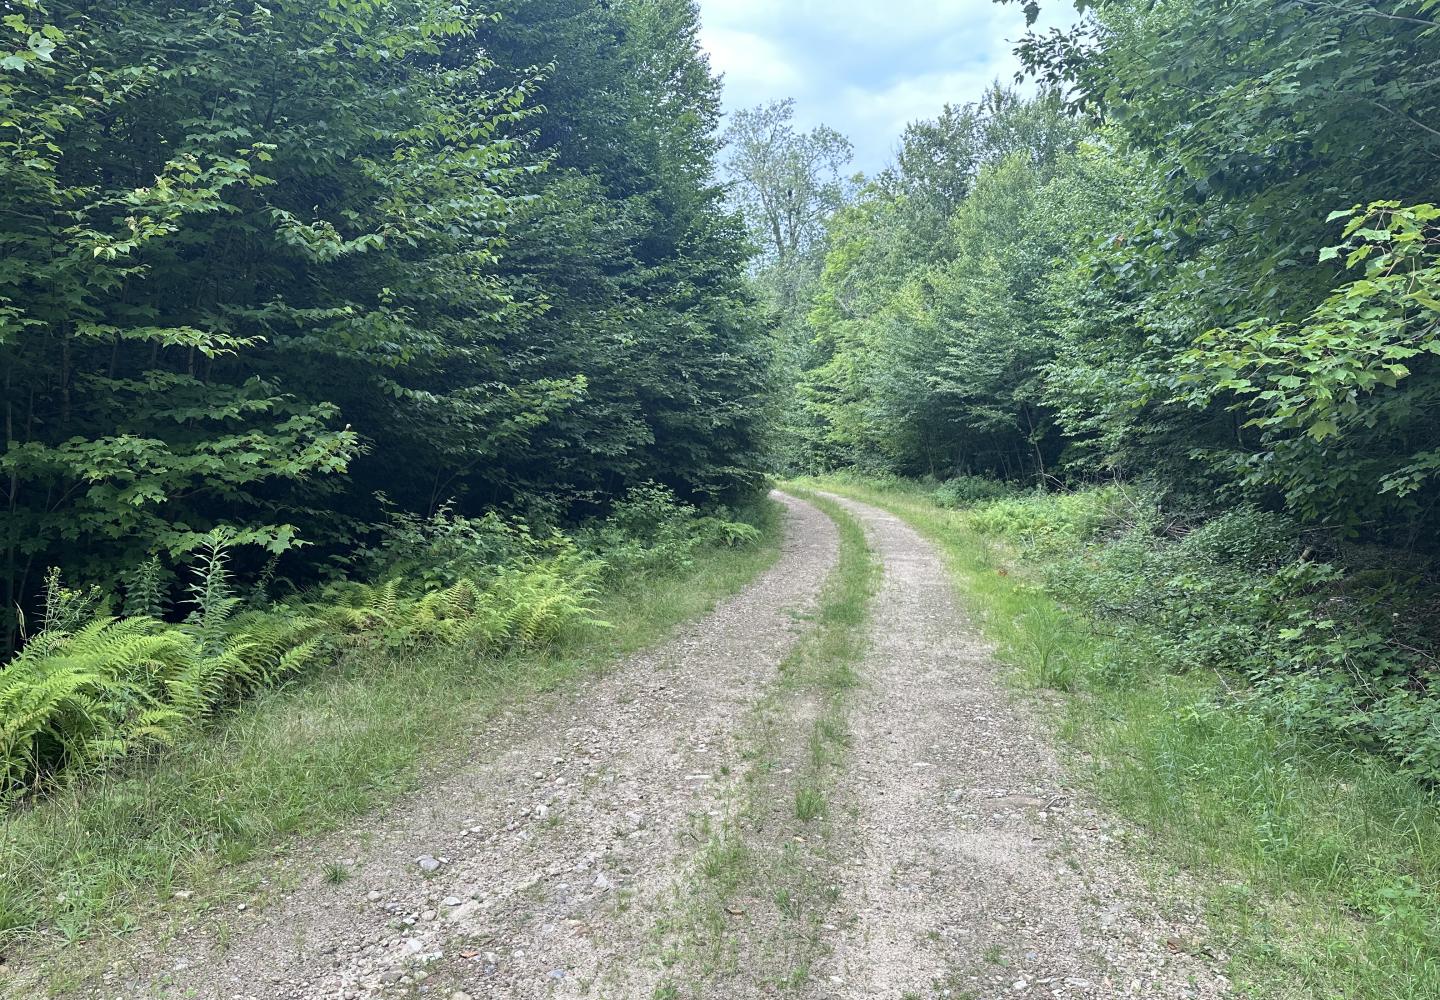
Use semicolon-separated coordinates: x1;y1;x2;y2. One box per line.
69;493;838;1000
809;491;1230;1000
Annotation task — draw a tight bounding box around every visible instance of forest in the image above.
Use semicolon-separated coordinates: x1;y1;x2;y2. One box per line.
3;0;1440;996
1;0;770;787
724;0;1440;783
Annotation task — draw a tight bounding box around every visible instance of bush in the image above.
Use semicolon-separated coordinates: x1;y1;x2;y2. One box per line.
579;483;760;580
973;488;1440;781
966;487;1122;551
0;484;765;796
352;501;538;590
933;475;1013;508
1177;507;1300;568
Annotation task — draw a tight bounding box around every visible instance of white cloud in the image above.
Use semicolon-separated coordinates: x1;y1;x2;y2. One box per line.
698;26;805;108
697;0;1076;174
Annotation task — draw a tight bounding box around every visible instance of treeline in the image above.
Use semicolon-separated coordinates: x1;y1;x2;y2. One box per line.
756;0;1439;549
1;0;768;650
726;0;1440;776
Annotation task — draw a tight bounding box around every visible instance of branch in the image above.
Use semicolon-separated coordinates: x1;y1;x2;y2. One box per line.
1291;0;1440;27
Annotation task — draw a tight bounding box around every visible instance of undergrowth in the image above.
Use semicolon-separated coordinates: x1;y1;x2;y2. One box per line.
809;475;1440;1000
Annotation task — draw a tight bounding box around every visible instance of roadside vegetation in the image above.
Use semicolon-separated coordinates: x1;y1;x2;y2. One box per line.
811;475;1440;999
2;489;778;954
1;0;772;958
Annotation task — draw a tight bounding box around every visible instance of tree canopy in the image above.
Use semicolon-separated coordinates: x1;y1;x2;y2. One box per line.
0;0;767;648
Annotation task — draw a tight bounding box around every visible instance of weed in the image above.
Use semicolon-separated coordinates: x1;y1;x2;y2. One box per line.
794;786;825;822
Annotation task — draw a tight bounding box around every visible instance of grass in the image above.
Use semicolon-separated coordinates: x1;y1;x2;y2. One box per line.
808;476;1440;1000
651;486;877;997
0;501;785;969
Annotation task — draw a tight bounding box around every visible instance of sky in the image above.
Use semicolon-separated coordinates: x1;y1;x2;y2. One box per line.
696;0;1075;176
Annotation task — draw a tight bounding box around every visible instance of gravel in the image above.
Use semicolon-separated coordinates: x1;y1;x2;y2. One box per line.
35;490;1233;1000
807;491;1231;999
60;492;838;1000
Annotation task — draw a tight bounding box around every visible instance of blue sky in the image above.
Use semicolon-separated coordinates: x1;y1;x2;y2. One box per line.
696;0;1075;176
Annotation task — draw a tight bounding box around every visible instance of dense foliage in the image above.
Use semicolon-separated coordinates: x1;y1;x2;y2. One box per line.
0;0;768;653
1;483;758;796
737;1;1440;778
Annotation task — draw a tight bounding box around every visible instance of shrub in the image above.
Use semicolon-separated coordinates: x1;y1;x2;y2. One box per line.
933;475;1013;508
966;487;1122;551
1;485;761;795
580;483;760;580
977;488;1440;781
353;500;537;590
1177;507;1300;568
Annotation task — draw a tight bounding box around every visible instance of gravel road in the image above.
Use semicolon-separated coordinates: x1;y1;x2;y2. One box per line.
53;491;1232;1000
67;493;838;1000
808;491;1230;1000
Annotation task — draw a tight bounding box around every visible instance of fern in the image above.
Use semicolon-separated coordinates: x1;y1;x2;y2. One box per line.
184;530;240;656
0;617;191;793
2;527;615;793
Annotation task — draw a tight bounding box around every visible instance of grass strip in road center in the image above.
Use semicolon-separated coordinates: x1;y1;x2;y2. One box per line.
652;487;879;998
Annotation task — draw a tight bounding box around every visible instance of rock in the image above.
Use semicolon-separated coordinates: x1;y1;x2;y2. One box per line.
447;900;483;923
416;855;442;873
593;872;614;891
441;896;462;907
548;969;567;981
451;993;473;1000
366;890;382;902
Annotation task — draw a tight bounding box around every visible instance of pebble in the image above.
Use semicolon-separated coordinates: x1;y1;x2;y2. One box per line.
416;855;442;873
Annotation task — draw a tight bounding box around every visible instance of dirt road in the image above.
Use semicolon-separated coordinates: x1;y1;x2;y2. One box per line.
63;492;1228;1000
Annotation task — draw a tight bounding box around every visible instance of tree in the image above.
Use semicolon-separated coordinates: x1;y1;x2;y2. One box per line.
722;99;854;316
0;0;771;649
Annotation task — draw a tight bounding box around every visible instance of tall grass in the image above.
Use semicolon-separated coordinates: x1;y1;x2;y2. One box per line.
809;477;1440;1000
